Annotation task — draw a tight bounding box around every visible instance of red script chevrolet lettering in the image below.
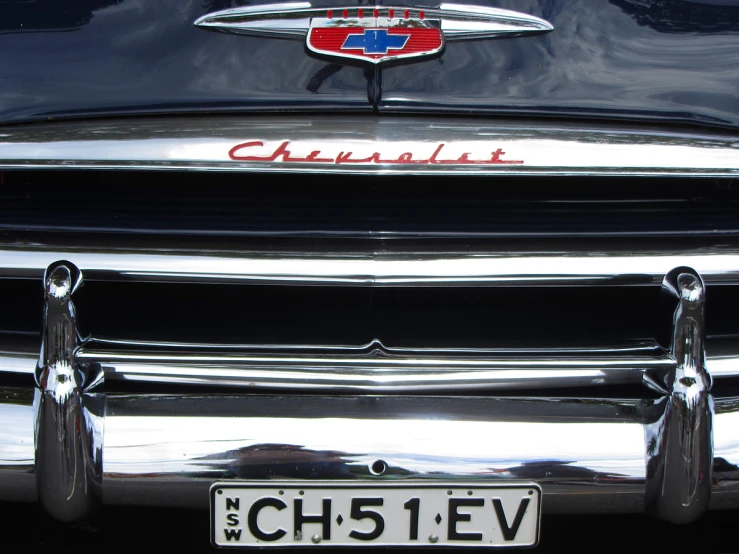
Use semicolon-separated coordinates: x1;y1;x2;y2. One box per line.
228;141;524;165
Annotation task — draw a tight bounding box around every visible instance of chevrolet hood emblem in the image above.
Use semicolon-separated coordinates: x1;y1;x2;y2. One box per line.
194;3;554;65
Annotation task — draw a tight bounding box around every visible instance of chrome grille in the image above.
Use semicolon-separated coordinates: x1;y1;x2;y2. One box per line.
1;118;739;527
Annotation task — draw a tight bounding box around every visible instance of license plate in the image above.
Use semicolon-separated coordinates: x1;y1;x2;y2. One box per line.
211;481;541;548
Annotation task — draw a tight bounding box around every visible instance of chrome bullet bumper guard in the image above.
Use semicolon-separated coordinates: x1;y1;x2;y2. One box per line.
1;259;737;525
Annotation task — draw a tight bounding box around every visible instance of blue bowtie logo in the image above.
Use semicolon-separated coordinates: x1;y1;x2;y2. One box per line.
342;29;410;54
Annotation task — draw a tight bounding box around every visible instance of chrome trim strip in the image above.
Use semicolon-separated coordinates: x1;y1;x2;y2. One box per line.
34;263;102;521
704;337;739;377
81;347;669;392
0;117;737;176
705;358;739;377
438;4;553;40
75;339;669;392
194;2;314;39
6;244;739;286
10;342;739;389
3;388;739;515
193;3;553;42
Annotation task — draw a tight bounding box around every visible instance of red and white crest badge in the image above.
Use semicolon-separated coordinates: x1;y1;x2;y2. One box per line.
307;8;443;64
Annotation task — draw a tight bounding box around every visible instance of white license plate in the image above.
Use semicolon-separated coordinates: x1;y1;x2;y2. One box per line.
211;481;541;548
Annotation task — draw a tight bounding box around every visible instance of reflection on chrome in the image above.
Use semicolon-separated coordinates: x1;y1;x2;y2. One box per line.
5;243;739;287
105;416;644;478
0;258;738;525
79;339;669;391
0;116;737;175
34;262;101;521
8;337;739;387
645;268;712;523
712;400;739;509
0;393;36;502
101;394;648;512
0;389;737;515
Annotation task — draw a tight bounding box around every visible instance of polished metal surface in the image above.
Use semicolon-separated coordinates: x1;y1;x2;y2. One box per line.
645;268;713;524
6;242;739;287
78;340;669;392
0;254;738;523
194;2;314;39
101;394;646;514
706;338;739;377
34;262;102;521
0;388;36;502
13;337;739;389
0;116;738;176
437;3;553;40
3;245;739;392
711;397;739;510
95;392;736;514
3;387;739;515
8;336;739;391
11;339;739;389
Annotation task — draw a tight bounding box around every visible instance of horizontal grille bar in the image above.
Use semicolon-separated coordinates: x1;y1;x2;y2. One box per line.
3;336;739;391
4;244;739;286
0;116;738;176
79;340;670;392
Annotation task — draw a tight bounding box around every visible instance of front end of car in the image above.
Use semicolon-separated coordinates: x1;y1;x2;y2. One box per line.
1;0;739;548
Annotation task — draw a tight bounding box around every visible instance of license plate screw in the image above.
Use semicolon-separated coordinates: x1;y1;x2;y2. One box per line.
429;534;439;543
311;535;321;544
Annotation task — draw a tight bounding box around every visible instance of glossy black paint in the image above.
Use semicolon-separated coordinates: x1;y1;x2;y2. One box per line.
0;0;738;127
0;0;372;122
380;0;739;128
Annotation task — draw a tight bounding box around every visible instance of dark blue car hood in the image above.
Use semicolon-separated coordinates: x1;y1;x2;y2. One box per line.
1;0;738;129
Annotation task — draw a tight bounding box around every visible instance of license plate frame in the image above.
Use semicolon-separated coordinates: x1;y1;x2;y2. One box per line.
211;481;541;549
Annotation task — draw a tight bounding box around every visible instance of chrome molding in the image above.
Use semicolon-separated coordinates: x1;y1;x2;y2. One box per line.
438;3;554;40
0;116;737;176
705;338;739;377
0;336;677;391
6;242;739;286
7;337;739;391
194;2;315;39
78;340;670;392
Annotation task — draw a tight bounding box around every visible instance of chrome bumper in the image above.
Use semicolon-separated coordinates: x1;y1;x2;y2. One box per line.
2;389;738;519
0;259;736;525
